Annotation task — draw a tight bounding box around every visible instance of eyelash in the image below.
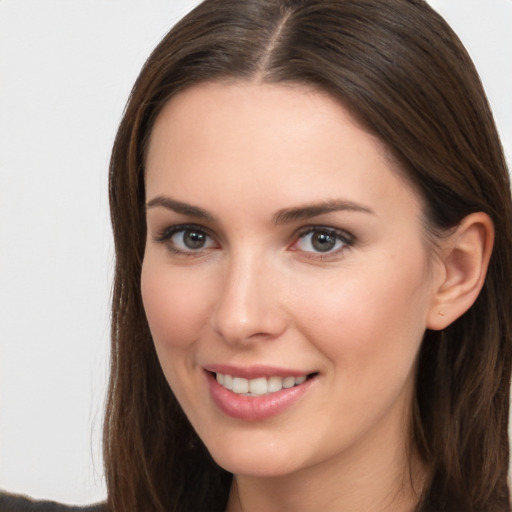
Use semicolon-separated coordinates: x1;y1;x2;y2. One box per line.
291;226;355;259
154;223;217;257
154;224;355;259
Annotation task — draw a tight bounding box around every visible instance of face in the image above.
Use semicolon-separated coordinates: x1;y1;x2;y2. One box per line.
141;81;441;478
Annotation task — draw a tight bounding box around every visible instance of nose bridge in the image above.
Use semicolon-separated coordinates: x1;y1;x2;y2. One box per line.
211;245;285;344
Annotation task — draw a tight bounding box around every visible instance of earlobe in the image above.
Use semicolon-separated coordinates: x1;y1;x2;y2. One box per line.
427;212;494;331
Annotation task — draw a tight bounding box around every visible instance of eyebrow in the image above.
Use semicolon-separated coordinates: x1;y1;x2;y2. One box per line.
145;195;375;224
146;195;214;221
272;200;375;225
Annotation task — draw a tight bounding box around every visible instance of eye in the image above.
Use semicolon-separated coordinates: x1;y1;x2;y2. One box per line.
155;225;217;254
292;227;353;255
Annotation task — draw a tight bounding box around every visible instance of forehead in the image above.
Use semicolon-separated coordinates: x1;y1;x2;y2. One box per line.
144;81;420;219
146;80;385;161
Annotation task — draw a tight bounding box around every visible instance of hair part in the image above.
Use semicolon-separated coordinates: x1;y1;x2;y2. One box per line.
106;1;512;510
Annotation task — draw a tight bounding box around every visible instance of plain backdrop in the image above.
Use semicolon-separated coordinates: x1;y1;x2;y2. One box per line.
0;0;511;505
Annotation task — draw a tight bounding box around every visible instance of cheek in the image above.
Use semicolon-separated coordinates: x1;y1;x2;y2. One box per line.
291;257;430;374
140;257;214;349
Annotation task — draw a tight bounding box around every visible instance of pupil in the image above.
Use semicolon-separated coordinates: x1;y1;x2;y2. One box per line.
312;232;335;252
184;231;205;249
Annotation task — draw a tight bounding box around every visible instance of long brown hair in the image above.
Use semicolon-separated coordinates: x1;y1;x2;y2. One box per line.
105;1;512;510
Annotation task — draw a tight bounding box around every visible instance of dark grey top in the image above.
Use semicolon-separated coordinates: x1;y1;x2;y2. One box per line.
0;492;106;512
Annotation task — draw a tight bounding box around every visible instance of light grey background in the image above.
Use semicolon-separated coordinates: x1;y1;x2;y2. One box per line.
0;0;510;505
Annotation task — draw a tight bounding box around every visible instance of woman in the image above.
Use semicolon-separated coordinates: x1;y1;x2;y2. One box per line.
103;1;512;511
50;0;512;511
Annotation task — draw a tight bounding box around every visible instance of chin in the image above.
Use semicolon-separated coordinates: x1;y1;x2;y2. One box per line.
206;438;306;477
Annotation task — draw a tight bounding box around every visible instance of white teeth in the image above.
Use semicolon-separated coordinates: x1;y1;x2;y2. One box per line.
282;376;295;389
295;375;307;385
268;376;283;393
232;377;249;394
215;373;309;395
223;374;233;390
249;377;267;395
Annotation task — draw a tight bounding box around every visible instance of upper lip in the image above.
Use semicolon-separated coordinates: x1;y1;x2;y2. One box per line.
204;364;315;379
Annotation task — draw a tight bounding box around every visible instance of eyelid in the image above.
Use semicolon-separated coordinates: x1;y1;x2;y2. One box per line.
290;225;355;257
151;222;355;259
153;223;219;257
294;225;354;242
153;223;212;242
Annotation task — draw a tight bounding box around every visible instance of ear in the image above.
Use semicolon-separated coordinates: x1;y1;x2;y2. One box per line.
427;212;494;331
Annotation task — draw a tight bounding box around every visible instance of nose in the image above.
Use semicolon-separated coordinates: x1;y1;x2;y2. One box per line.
210;251;287;345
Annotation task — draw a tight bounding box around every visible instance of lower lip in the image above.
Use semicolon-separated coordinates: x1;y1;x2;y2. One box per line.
206;372;315;421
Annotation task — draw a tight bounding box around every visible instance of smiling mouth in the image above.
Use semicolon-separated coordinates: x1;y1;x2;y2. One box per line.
212;372;318;396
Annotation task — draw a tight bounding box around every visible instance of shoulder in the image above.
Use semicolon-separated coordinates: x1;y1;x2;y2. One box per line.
0;492;106;512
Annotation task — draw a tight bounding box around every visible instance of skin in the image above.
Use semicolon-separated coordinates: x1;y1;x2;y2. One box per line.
141;81;448;512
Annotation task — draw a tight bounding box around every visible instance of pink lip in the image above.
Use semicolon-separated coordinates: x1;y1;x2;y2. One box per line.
205;363;311;379
205;370;316;421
